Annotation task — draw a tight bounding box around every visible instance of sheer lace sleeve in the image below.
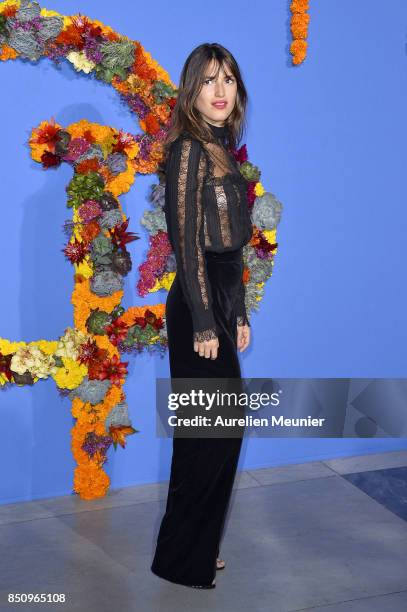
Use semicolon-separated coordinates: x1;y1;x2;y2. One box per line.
165;136;218;343
235;249;251;328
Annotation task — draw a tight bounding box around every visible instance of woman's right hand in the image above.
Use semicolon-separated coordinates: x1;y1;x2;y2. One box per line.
194;336;219;359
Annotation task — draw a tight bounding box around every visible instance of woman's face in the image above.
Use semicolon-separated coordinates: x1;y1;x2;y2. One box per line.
194;59;237;127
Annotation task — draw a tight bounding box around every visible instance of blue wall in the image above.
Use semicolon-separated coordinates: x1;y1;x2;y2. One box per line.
1;0;406;504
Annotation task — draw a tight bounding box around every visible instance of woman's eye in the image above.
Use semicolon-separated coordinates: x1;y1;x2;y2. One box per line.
203;77;234;85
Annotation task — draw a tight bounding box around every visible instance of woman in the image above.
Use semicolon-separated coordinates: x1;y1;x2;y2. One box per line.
151;42;252;589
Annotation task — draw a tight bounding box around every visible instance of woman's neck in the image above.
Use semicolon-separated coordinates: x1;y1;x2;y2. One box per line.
205;120;227;141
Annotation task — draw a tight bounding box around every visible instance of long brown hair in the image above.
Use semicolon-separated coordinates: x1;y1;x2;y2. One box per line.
158;43;248;181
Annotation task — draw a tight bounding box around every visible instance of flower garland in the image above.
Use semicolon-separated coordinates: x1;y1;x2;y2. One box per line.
290;0;310;65
0;0;282;500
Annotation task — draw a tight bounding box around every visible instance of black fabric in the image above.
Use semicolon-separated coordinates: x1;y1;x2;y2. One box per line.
163;120;252;342
150;247;245;588
150;121;252;588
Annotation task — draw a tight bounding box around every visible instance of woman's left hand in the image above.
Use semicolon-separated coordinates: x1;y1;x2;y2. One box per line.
237;324;250;352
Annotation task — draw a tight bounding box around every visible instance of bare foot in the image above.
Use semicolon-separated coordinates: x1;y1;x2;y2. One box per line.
216;557;226;569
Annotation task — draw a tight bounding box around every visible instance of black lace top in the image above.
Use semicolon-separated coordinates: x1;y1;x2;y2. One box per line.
164;120;253;343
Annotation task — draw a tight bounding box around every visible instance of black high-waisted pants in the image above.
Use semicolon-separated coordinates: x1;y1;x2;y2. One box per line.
150;247;245;587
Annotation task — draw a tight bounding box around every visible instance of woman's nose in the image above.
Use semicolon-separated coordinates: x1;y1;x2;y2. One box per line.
215;82;225;97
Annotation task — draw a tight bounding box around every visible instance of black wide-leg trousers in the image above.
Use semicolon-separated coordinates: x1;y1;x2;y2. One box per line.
151;248;245;587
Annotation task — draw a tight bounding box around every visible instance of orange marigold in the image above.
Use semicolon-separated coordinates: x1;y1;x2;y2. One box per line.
0;44;18;61
290;39;308;65
73;463;110;500
1;5;18;17
76;158;100;174
290;0;309;12
55;25;84;48
118;304;166;326
140;113;161;136
71;278;123;313
134;44;158;81
81;219;101;242
291;13;310;39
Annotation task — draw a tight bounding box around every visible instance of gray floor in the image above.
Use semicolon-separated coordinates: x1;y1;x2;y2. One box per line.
1;450;407;611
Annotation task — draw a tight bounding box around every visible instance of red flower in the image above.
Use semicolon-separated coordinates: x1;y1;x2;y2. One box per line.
253;230;278;258
87;348;109;380
55;25;85;49
104;319;129;346
0;352;13;382
232;144;248;165
41;150;61;168
112;130;135;154
62;237;89;263
82;129;96;144
132;309;164;331
93;354;128;387
86;24;103;38
143;113;161;135
144;309;164;331
108;217;138;250
32;118;61;150
77;338;99;365
246;181;257;206
76;158;100;174
81;219;101;243
55;14;96;50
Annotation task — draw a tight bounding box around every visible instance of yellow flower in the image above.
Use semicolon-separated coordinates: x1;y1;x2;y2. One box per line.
0;339;26;355
74;257;94;279
40;8;59;16
255;182;265;197
35;340;58;355
124;141;140;160
87;124;114;142
263;229;277;244
158;272;175;292
66;51;95;74
0;1;20;13
98;131;117;159
52;357;87;389
39;8;71;27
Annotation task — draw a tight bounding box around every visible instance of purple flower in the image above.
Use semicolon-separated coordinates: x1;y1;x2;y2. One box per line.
78;200;103;222
139;137;152;160
84;38;103;64
63;138;92;162
125;93;149;118
82;431;112;458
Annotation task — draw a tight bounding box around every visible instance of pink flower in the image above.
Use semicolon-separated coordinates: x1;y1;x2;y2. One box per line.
63;138;91;162
78;199;103;222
